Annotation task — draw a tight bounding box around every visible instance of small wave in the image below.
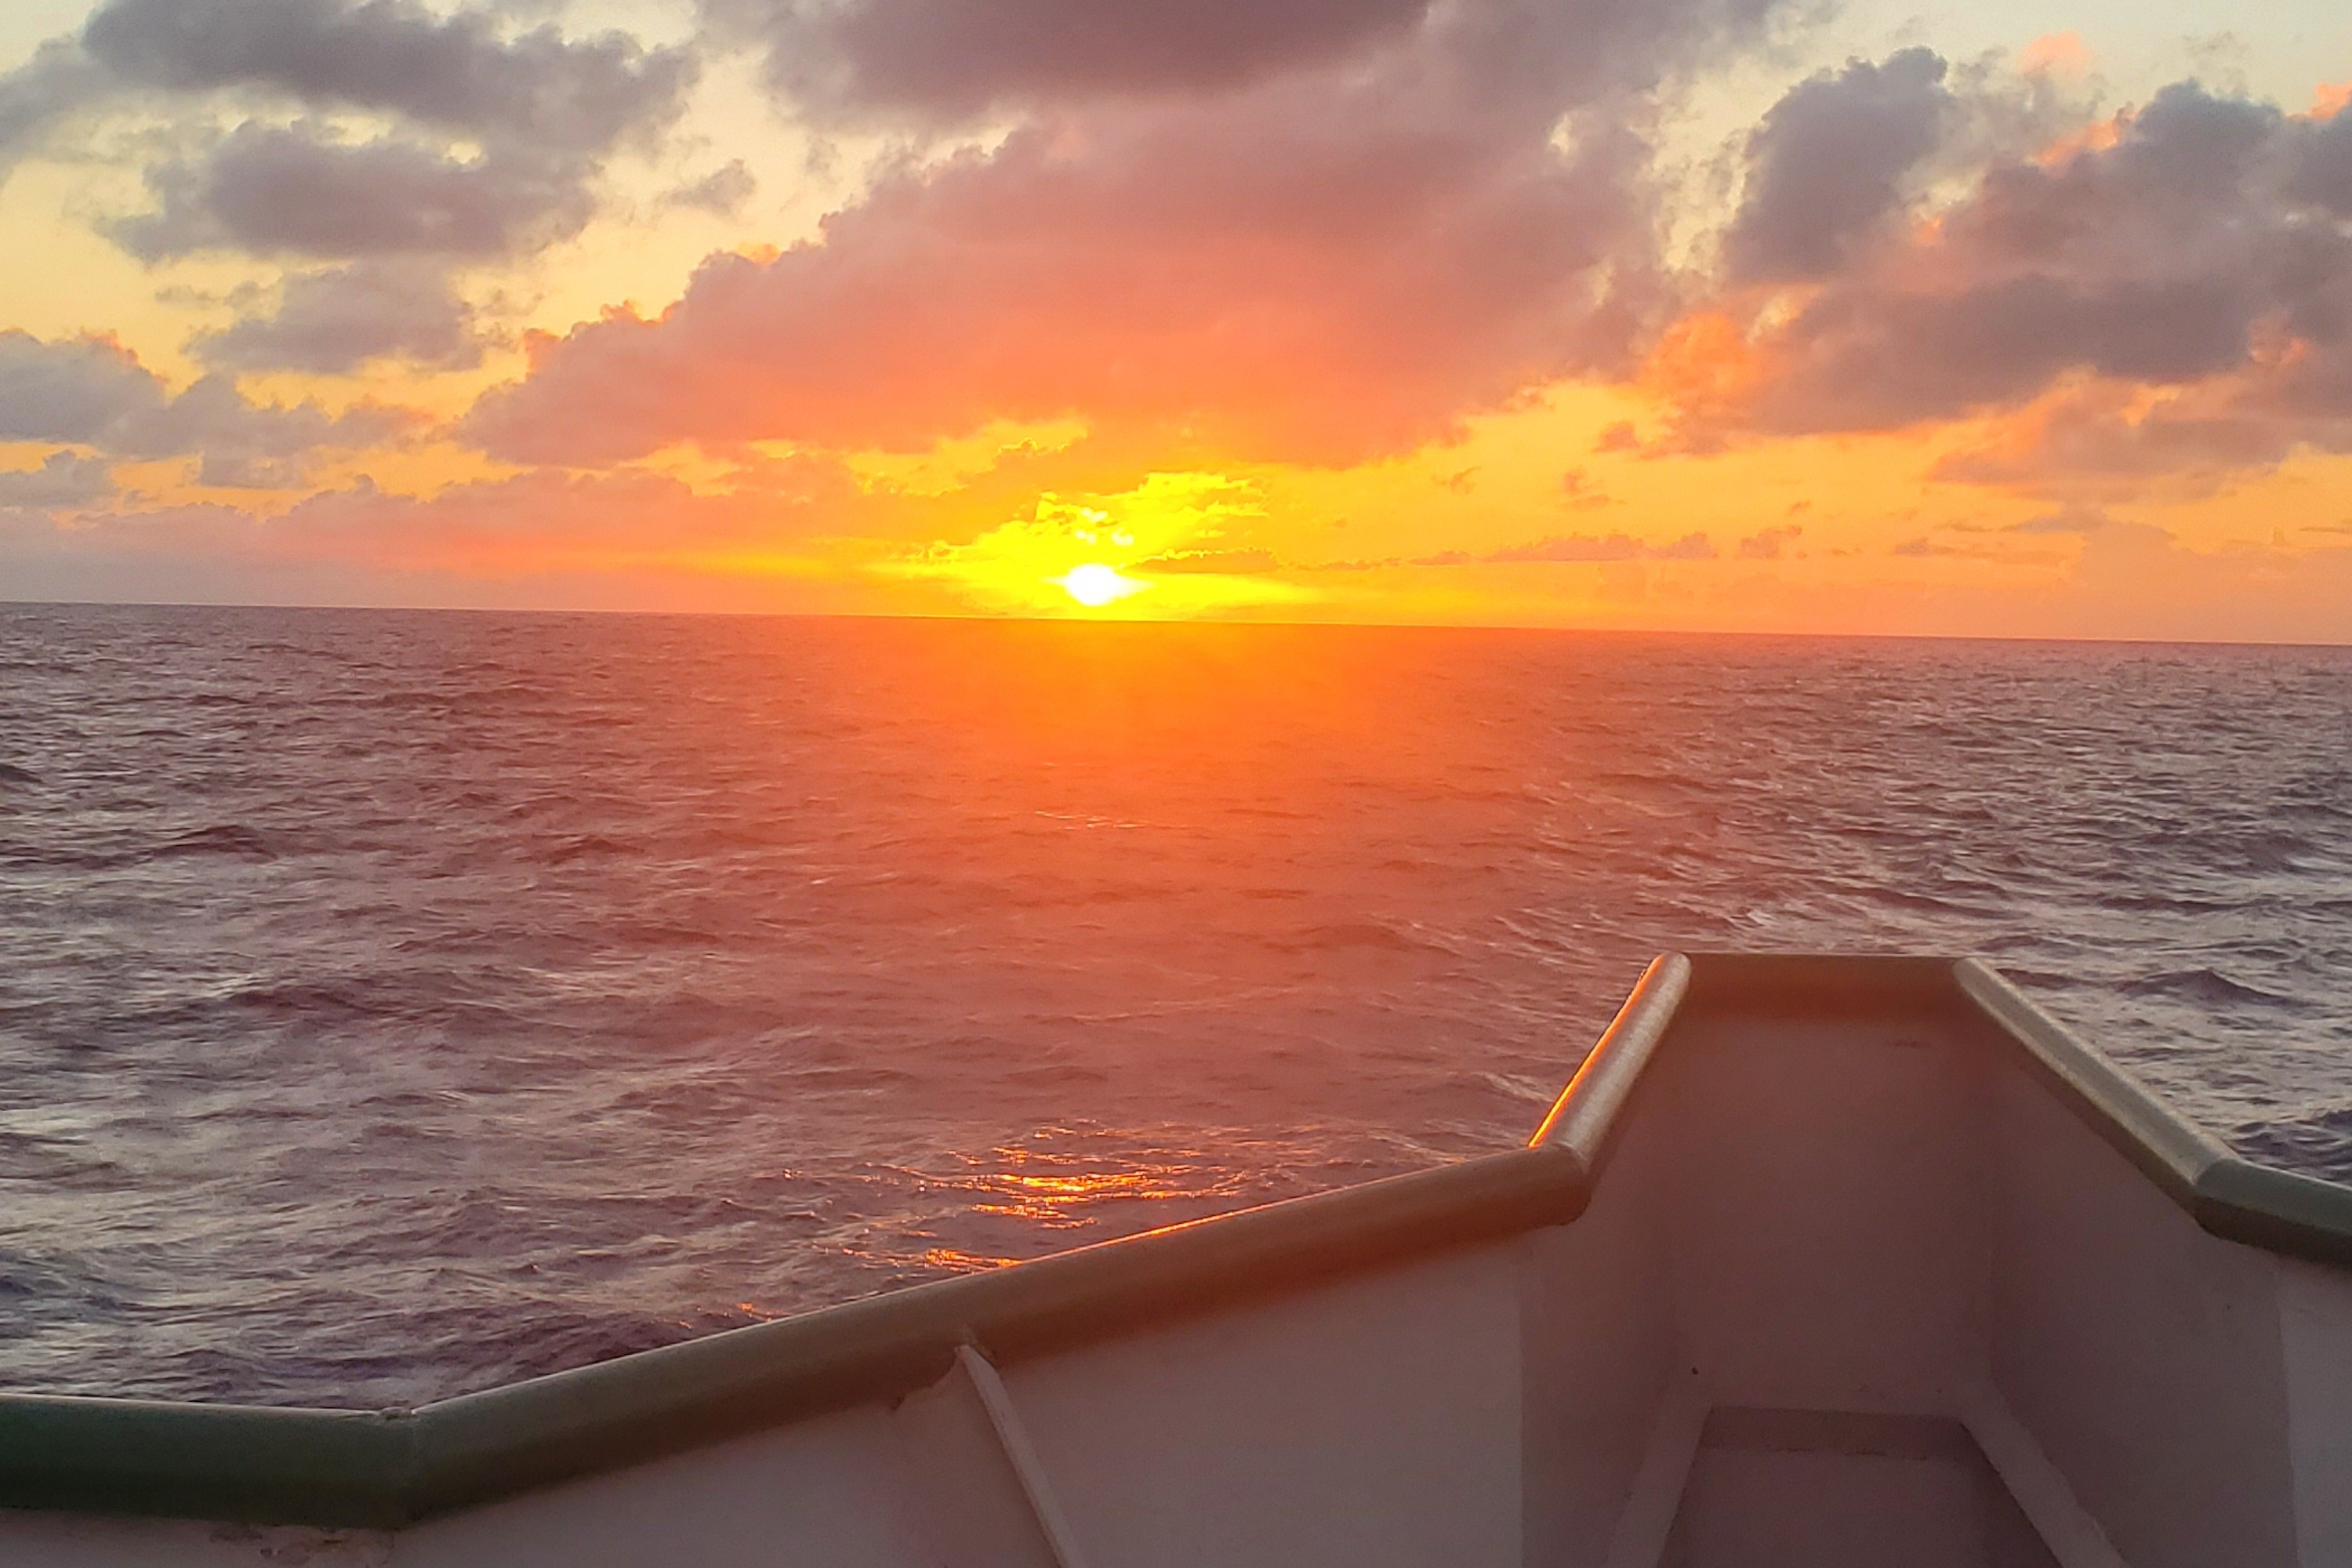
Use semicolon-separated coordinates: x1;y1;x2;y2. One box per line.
2231;1110;2352;1183
441;1305;772;1394
783;1065;922;1091
222;978;409;1021
1991;967;2085;992
2118;968;2294;1007
544;834;626;864
2092;892;2246;915
146;824;278;862
1004;1063;1112;1089
0;763;42;787
0;1250;136;1317
1855;886;1983;915
1479;1072;1564;1105
1276;920;1432;953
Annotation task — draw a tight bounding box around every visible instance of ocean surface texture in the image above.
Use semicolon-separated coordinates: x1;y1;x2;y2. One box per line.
2;604;2349;1407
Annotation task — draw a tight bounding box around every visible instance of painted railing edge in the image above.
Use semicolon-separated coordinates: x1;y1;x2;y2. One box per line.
1530;952;1691;1161
2191;1158;2352;1270
0;1134;1592;1527
0;1397;416;1528
1953;956;2352;1269
396;948;1683;1516
1952;956;2230;1206
400;1141;1588;1517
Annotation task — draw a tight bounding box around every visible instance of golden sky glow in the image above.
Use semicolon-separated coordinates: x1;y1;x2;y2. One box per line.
2;1;2350;639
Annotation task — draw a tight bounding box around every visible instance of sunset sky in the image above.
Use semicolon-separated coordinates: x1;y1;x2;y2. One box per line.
2;0;2350;638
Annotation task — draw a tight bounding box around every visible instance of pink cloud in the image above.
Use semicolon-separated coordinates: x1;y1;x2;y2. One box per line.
465;0;1794;470
469;100;1652;467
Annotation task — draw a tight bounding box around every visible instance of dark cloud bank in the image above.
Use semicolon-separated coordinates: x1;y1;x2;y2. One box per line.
705;0;1439;124
0;0;696;374
194;260;481;374
3;0;2348;508
1708;67;2352;488
12;0;693;253
1722;46;1955;284
0;328;396;488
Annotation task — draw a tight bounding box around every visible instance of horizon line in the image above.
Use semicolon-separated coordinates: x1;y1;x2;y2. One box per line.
6;596;2350;653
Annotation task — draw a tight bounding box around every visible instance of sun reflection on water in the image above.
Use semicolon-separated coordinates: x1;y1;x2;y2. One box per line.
960;1141;1210;1225
897;1124;1339;1274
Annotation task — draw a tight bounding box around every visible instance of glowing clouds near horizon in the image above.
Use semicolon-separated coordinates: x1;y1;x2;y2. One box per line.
882;474;1317;617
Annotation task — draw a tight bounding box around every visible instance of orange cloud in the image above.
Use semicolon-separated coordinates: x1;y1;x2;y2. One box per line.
463;0;1726;473
2019;32;2092;78
1637;313;1766;420
467;108;1653;469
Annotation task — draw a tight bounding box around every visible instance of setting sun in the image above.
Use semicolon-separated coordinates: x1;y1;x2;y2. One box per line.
1056;564;1146;608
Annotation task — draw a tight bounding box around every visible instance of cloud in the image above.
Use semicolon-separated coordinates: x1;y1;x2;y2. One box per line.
81;0;694;155
193;260;481;373
140;374;407;485
1675;72;2352;492
1722;47;1952;283
1406;530;1717;564
0;330;165;444
0;452;118;508
1765;274;2262;430
2009;503;2123;535
468;108;1655;465
1888;535;2013;559
1920;376;2350;495
1;0;694;263
663;159;757;216
2287;105;2352;213
1555;466;1621;508
112;123;600;261
471;0;1797;468
0;329;401;481
267;464;855;572
877;470;1312;613
1134;548;1279;574
0;463;866;608
1737;524;1802;558
0;41;107;173
706;0;1433;125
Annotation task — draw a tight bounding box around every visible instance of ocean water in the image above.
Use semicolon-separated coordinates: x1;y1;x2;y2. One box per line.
2;602;2348;1408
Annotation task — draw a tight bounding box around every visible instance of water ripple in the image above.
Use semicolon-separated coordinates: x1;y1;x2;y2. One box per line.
0;605;2347;1405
